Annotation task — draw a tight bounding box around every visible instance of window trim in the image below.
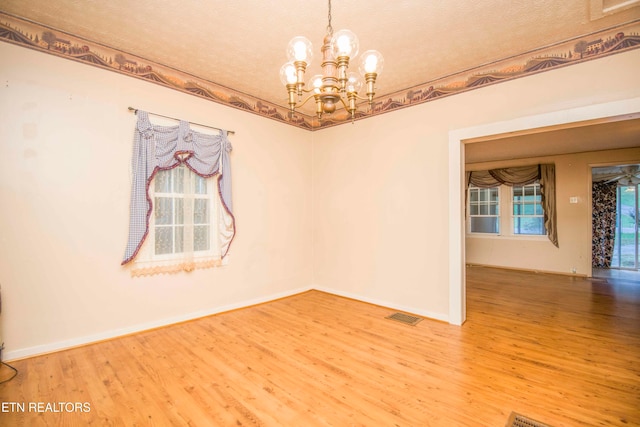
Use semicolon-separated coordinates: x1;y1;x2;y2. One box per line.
148;165;218;262
511;182;546;236
466;182;548;240
467;186;500;234
130;164;230;276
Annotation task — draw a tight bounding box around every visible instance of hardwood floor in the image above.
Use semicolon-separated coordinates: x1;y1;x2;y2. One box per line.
1;267;639;426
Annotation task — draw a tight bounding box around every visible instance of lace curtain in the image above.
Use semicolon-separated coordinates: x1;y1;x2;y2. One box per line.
466;164;558;247
591;181;617;268
121;111;235;275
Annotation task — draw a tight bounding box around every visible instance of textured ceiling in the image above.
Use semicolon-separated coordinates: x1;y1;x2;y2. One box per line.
2;0;639;114
1;0;639;156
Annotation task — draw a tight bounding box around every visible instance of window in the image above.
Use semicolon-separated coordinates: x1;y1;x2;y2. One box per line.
152;165;216;257
131;164;230;275
468;186;500;234
512;183;546;235
121;110;236;275
467;183;547;237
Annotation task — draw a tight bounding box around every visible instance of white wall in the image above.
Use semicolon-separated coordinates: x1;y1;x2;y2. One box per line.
312;49;640;322
0;42;313;359
1;41;639;359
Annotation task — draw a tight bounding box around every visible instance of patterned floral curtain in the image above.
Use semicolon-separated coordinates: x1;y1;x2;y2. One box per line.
592;181;617;268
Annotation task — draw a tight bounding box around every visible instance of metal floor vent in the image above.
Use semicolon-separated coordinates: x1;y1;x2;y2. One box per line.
385;312;423;326
506;412;552;427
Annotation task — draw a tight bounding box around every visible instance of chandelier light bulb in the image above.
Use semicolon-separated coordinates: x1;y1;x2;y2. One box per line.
294;42;307;60
359;50;384;75
331;29;359;58
309;74;324;94
345;72;362;93
364;56;377;72
287;36;313;65
337;36;350;54
279;62;298;86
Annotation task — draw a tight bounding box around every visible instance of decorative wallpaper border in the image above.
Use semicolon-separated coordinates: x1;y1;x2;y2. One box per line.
1;12;639;131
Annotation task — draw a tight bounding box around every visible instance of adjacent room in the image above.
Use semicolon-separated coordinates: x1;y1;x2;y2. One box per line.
0;1;639;425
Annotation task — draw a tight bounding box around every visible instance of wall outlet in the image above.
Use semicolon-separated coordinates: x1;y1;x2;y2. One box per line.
571;267;577;274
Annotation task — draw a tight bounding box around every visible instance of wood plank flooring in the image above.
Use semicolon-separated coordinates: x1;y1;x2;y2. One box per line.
1;267;639;426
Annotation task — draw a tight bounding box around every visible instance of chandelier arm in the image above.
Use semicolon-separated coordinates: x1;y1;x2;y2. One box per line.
295;93;319;109
289;94;354;115
300;87;321;95
292;93;365;111
349;93;370;101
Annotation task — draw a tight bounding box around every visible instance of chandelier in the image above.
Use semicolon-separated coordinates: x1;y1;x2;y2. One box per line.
280;0;384;121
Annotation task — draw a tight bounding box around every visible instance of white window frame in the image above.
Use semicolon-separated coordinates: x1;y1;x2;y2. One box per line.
149;165;218;261
133;164;227;272
467;182;548;240
467;186;500;234
511;182;546;236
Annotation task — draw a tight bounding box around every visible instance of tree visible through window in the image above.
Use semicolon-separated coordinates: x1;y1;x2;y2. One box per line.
466;165;556;246
467;182;547;237
512;183;546;235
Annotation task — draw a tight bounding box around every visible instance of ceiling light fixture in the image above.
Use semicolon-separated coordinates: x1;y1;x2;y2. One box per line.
280;0;384;121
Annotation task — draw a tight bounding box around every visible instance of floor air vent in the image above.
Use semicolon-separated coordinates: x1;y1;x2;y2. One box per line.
506;412;552;427
385;312;423;326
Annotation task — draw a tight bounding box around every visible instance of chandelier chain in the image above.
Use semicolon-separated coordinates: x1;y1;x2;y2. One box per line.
326;0;333;35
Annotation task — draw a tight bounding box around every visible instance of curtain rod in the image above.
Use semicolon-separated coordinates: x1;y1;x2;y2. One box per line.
128;107;235;135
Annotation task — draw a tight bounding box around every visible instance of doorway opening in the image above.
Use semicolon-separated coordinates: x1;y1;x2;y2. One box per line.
592;165;640;282
450;102;640;326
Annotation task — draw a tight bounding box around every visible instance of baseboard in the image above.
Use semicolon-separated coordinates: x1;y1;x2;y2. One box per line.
312;286;450;323
466;263;588;278
6;284;451;361
4;285;313;361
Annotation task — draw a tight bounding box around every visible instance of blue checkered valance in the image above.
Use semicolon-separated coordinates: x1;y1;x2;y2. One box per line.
122;111;234;265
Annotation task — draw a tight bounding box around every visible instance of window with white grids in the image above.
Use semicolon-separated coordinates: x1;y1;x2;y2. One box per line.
468;186;500;234
467;183;548;238
512;183;546;235
150;164;218;259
